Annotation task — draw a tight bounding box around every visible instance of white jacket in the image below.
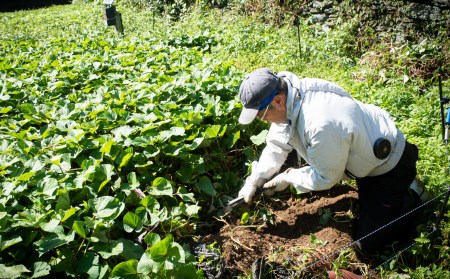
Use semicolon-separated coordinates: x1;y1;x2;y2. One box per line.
251;72;406;193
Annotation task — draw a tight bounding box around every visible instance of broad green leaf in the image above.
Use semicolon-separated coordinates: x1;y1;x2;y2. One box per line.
139;196;160;211
148;177;173;196
183;204;200;216
250;129;268;146
89;196;125;221
169;241;186;264
100;138;114;154
176;187;196;203
31;261;51;278
119;238;144;260
34;233;69;256
110;260;139;279
55;120;78;132
0;106;12;113
0;235;22;251
0;264;30;279
61;207;77;223
158;126;185;142
197;176;216;196
137;252;160;274
50;155;61;166
150;234;173;261
143;233;161;246
123;212;143;233
38;177;59;196
55;190;71;211
127;172;140;189
226;130;240;148
118;152;133;170
204;125;221;139
76;254;108;279
94;241;124;259
12;210;45;228
17;171;36;181
96;164;114;181
187;137;204;150
112;126;134;142
73;221;87;238
415;237;431;244
39;219;63;234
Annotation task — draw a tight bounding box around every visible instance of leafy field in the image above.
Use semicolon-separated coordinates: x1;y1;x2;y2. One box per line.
1;1;450;278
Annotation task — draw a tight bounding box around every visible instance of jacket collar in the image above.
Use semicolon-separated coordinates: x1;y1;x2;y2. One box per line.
277;71;303;129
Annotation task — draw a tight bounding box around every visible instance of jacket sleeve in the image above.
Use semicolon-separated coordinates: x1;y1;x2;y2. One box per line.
251;123;293;184
285;123;350;193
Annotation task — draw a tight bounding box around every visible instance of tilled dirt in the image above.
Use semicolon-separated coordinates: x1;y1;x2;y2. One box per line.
200;185;365;278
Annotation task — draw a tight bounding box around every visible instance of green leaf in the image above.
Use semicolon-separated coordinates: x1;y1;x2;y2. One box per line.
318;208;331;226
123;212;143;233
183;204;200;216
72;221;87;238
415;237;431;244
55;190;71;211
197;176;216;196
169;241;186;264
241;212;249;224
74;252;97;276
0;106;12;113
38;177;59;196
143;233;160;246
187;137;204;150
100;138;114;154
119;238;144;260
110;260;139;279
17;171;36;181
204;125;221;139
94;241;124;259
127;172;140;189
140;196;160;211
118;151;133;170
31;261;51;278
137;252;160;274
0;264;30;279
250;129;268;146
34;233;70;256
158;127;185;142
0;235;23;251
39;219;63;234
225;130;240;148
148;177;173;196
61;207;77;223
150;234;173;261
89;196;125;221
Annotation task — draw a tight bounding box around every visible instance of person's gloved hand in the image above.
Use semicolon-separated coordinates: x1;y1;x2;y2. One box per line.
238;161;265;204
263;168;293;196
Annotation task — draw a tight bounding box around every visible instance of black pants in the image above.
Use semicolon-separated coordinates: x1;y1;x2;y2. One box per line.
355;141;420;254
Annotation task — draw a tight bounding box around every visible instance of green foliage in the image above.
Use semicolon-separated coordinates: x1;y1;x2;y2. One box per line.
0;7;250;276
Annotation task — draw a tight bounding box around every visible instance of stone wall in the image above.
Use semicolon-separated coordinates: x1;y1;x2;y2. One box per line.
296;0;450;43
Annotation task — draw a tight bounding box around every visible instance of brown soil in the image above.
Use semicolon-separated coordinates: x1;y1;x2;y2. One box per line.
202;184;368;278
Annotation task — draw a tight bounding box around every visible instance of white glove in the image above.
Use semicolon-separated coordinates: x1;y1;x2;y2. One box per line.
263;168;293;196
238;161;265;204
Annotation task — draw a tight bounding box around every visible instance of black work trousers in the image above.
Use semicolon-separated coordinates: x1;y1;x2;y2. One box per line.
355;141;420;254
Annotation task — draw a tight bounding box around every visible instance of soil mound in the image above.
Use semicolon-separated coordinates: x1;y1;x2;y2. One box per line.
201;185;364;277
